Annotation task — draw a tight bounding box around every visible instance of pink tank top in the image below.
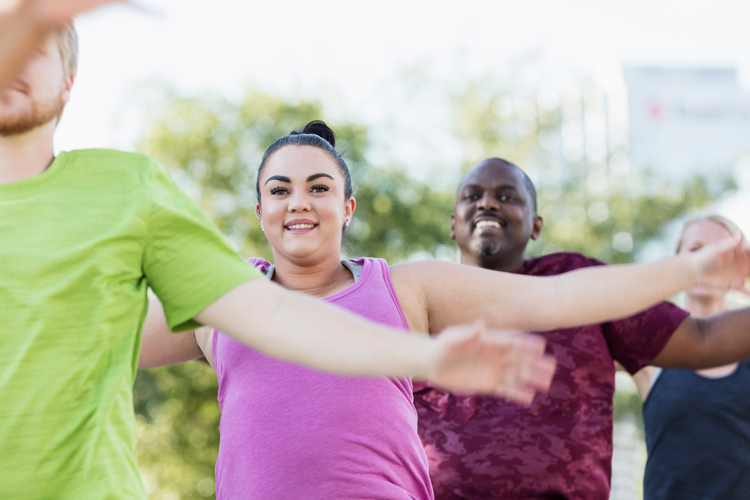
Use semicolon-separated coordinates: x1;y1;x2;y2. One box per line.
213;257;433;500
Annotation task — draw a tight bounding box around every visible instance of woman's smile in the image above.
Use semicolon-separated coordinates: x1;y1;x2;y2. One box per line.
284;218;319;234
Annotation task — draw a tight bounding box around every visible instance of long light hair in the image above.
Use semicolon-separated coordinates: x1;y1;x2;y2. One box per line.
676;215;741;253
54;22;78;121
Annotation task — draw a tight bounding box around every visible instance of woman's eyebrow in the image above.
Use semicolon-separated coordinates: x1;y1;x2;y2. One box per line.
264;175;291;186
307;173;334;182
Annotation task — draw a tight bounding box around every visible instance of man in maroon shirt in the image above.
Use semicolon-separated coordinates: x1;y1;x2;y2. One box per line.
415;157;750;500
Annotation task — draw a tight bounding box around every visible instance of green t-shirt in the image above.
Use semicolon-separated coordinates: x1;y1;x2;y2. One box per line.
0;149;260;499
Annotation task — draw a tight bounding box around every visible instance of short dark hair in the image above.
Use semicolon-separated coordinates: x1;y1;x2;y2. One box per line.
459;158;538;214
255;120;353;203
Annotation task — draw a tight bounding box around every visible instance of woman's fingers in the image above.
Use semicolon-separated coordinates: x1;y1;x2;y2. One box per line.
429;325;556;405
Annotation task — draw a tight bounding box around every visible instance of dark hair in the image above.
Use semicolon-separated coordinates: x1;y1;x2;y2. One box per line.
255;120;353;203
458;158;538;214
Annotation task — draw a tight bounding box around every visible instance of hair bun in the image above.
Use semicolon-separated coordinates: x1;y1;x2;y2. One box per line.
295;120;336;148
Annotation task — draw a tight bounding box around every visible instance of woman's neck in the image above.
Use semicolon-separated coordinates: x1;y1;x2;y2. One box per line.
270;251;353;299
685;293;726;319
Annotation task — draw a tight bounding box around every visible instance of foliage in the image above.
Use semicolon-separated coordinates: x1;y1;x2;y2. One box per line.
134;362;220;499
529;174;735;264
132;80;733;499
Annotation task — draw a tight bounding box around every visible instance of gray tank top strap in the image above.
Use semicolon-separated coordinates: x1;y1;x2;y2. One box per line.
341;259;364;282
263;260;364;282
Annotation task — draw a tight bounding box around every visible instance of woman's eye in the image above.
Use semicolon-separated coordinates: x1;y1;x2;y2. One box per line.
466;194;479;201
311;184;330;193
270;187;288;195
499;194;514;202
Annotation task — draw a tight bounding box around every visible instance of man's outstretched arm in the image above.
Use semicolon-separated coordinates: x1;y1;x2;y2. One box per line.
650;308;750;369
0;0;121;88
192;279;556;405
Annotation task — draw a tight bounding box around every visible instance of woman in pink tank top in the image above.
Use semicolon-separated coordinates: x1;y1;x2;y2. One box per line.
139;121;750;500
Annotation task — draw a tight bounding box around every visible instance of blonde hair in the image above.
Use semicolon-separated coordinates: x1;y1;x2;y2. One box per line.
53;22;78;122
55;22;78;79
676;215;741;253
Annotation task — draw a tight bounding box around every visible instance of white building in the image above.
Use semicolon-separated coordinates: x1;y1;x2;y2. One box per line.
624;66;750;178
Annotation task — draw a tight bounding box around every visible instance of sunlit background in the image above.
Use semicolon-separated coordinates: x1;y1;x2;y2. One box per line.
57;1;750;498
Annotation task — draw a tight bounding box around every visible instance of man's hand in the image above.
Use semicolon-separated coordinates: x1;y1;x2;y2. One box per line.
18;0;124;29
691;234;750;294
426;322;556;405
0;0;125;89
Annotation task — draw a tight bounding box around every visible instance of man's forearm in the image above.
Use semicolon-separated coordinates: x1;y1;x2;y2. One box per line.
195;280;433;378
0;3;48;89
653;308;750;369
0;0;123;89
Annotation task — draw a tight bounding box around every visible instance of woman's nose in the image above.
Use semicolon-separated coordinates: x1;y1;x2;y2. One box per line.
288;191;311;212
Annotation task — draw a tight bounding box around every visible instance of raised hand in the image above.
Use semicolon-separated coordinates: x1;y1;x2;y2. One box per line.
0;0;126;89
426;322;556;405
691;233;750;294
20;0;125;29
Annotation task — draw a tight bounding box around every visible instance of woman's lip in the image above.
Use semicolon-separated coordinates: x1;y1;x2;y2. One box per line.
285;219;317;226
285;224;318;234
284;219;319;234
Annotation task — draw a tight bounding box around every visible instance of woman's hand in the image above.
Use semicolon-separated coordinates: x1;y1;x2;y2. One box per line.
690;233;750;293
425;322;556;405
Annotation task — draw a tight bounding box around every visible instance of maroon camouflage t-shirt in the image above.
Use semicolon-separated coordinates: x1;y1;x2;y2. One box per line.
414;252;690;500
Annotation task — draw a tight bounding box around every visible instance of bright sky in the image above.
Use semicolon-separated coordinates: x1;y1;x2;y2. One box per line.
57;0;750;154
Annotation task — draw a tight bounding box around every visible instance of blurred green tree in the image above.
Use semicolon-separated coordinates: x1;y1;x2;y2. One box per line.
132;81;733;499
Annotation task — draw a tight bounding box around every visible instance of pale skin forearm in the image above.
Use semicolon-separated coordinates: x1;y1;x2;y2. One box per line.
141;280;432;377
141;278;558;402
0;2;50;89
138;299;203;369
396;254;697;334
194;279;435;378
0;0;121;89
536;255;695;330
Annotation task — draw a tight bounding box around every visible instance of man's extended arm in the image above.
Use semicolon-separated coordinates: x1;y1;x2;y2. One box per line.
190;279;556;405
0;0;121;89
650;309;750;369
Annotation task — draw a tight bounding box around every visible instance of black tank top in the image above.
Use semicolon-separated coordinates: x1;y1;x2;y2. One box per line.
643;360;750;500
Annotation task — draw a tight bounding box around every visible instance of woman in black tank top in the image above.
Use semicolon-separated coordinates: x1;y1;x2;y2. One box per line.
632;215;750;499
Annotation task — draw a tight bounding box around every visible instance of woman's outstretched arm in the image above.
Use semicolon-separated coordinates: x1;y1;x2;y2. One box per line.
391;234;750;335
139;279;557;405
138;300;204;369
192;279;555;404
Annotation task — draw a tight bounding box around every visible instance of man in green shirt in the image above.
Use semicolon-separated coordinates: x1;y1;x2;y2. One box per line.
0;22;559;500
